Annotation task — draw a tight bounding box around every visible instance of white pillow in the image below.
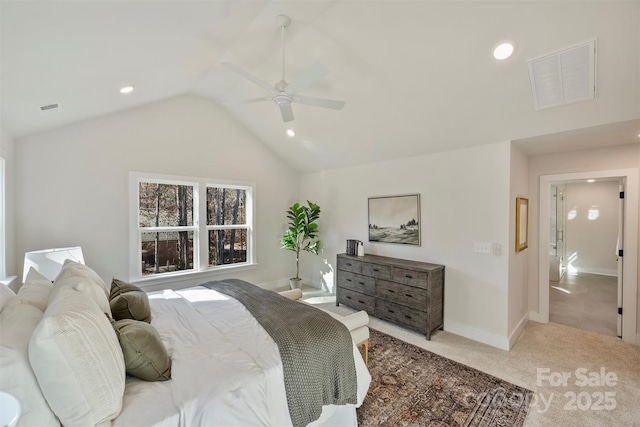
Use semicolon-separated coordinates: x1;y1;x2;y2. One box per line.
0;283;16;313
29;286;125;427
16;268;53;312
50;260;111;316
0;299;60;426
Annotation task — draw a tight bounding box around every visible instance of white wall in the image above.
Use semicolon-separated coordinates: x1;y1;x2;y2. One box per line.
565;181;619;276
0;127;16;283
14;94;298;288
508;143;530;345
300;141;513;349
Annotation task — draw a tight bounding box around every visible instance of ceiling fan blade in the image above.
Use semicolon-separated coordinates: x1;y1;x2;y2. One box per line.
221;62;278;95
223;96;272;106
284;62;329;95
279;104;294;122
293;95;345;110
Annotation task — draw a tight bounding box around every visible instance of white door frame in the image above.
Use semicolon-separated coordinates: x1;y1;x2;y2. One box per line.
537;168;638;344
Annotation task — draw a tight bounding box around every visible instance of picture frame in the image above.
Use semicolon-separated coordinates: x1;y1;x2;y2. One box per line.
368;194;420;246
516;197;529;252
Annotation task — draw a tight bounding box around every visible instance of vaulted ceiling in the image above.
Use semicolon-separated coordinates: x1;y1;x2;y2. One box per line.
2;1;639;172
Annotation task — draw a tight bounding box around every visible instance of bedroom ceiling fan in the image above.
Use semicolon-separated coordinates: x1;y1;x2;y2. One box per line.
221;15;345;123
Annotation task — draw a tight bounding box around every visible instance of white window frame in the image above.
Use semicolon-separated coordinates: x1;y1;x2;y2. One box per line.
0;156;5;279
129;172;256;287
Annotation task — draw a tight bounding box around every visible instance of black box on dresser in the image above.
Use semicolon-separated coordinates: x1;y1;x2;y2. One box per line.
336;253;445;340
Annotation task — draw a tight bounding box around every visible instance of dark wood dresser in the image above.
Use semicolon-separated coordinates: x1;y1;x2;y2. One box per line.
336;253;444;339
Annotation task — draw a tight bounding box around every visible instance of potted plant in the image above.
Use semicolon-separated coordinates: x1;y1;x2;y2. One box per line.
280;201;321;289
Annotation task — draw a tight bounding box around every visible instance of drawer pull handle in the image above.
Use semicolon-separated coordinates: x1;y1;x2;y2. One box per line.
346;296;352;300
373;268;379;272
346;279;352;282
405;315;412;319
346;263;352;266
388;309;395;314
388;289;395;293
405;274;413;279
405;294;413;298
358;281;365;285
358;300;365;304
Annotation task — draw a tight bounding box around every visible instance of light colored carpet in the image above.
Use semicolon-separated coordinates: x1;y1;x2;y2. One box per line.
313;300;640;426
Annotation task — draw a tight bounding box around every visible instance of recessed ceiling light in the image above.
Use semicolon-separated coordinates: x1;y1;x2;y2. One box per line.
587;179;596;183
119;85;135;94
286;129;295;137
493;42;515;60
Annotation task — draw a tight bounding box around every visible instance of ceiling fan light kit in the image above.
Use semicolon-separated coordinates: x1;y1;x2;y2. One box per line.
222;14;345;123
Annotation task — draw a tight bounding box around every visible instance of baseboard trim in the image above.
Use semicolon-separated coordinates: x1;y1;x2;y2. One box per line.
574;267;618;277
529;311;546;323
508;313;529;349
444;319;510;351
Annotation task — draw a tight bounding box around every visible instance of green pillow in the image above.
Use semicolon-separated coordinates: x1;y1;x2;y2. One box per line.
110;279;151;323
112;319;172;381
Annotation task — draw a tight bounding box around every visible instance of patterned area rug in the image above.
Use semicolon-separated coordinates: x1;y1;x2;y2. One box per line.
357;329;532;426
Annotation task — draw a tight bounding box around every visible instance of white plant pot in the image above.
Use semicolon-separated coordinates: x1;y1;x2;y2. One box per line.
289;278;302;290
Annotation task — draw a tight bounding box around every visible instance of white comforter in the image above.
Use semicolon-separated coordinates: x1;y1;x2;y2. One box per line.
113;286;371;427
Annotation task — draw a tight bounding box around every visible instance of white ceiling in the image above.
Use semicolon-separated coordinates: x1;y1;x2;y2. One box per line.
2;1;639;172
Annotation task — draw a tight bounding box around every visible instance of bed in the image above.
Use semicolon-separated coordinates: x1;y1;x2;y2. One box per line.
0;260;371;427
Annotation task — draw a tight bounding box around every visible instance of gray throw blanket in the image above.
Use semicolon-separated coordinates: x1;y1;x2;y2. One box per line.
202;279;357;427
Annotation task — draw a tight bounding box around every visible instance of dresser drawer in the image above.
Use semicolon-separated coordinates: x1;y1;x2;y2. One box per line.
337;271;375;295
376;280;428;311
362;262;391;280
376;299;426;332
337;257;362;274
337;288;375;315
392;268;429;289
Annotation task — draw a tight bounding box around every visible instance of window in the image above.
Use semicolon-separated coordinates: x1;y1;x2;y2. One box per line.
0;156;5;278
131;173;254;281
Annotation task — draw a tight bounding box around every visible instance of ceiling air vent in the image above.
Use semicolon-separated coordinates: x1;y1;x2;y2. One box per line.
39;103;60;112
527;39;596;110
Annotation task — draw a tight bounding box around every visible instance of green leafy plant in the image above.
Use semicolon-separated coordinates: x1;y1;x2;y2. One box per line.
280;201;321;282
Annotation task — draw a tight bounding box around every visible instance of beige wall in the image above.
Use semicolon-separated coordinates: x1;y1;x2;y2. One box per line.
300;141;513;349
508;143;530;343
565;181;620;275
13;94;298;289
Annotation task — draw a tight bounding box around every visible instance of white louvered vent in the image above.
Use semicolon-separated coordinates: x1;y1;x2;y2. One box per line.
527;40;596;110
39;103;60;112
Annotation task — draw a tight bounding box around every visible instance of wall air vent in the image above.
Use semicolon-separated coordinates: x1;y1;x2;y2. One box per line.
527;39;596;110
40;103;60;112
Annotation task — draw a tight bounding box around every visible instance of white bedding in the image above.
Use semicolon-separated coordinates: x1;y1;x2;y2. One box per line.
113;286;371;427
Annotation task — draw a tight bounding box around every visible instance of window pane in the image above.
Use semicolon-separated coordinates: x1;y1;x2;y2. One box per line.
139;182;193;227
207;187;246;226
141;231;194;275
209;229;247;266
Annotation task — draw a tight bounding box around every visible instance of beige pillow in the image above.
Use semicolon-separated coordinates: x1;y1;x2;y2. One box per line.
112;319;171;382
17;267;53;312
29;286;125;427
51;260;111;316
109;279;151;323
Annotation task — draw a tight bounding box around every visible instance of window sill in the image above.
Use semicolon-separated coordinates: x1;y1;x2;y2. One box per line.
130;263;257;291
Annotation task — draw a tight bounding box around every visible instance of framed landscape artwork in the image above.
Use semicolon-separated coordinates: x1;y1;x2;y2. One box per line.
368;194;421;245
516;197;529;252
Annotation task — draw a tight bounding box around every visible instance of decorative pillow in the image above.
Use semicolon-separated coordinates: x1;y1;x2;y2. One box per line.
0;300;59;426
0;283;16;313
28;286;125;427
50;260;111;316
112;319;172;382
16;267;53;312
110;279;151;323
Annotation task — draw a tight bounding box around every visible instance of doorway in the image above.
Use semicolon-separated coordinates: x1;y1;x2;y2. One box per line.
537;168;638;345
548;180;620;337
